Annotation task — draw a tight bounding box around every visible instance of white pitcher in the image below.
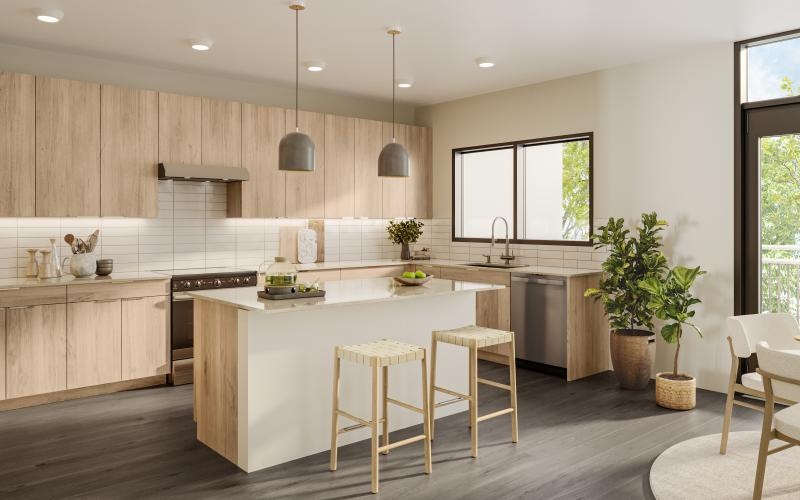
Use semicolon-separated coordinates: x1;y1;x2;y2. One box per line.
63;253;97;278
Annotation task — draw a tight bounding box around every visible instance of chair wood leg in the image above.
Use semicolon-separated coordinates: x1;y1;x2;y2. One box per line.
753;430;772;500
371;363;380;494
721;338;739;455
509;337;519;443
329;350;341;471
421;355;432;474
429;336;437;441
469;345;478;458
382;365;389;455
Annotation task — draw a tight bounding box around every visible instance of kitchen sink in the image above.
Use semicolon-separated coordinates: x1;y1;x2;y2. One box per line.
465;262;529;269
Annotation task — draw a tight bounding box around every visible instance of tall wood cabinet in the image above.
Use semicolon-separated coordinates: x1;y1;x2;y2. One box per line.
0;72;35;217
202;97;241;167
407;125;433;218
66;299;122;389
101;84;159;217
285;110;325;218
158;92;202;164
354;118;383;218
381;122;407;218
324;115;355;218
36;76;101;216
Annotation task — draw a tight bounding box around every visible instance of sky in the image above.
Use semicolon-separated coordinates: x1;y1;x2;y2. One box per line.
747;36;800;101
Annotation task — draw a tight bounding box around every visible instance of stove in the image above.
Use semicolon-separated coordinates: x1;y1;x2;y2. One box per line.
166;268;257;385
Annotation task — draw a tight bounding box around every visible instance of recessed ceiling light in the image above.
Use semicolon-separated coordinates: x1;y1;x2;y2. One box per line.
476;57;495;68
34;8;63;23
395;78;414;88
190;39;213;51
304;61;326;72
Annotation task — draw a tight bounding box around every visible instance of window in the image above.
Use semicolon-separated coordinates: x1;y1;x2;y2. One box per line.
453;133;592;245
745;34;800;102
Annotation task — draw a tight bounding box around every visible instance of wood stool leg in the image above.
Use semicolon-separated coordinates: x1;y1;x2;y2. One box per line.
421;354;432;474
469;345;478;458
509;337;519;443
371;362;380;494
329;349;341;471
429;336;437;441
382;365;389;455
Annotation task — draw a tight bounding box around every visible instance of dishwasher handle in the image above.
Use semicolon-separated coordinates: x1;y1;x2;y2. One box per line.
511;275;565;286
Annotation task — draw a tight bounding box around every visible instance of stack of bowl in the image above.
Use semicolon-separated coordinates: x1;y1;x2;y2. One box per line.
96;259;113;276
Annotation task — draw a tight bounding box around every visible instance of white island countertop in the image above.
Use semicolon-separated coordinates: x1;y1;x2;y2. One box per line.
187;277;503;315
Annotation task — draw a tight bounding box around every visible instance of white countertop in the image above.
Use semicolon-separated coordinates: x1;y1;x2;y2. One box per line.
187;277;504;315
0;272;168;290
291;258;601;277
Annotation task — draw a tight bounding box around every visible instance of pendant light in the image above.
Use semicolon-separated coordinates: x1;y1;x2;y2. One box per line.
279;0;315;172
378;27;409;177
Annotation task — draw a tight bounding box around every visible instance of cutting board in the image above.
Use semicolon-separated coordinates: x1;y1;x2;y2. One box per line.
278;220;325;263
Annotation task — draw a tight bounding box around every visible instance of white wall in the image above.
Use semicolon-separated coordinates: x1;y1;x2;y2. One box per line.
418;43;734;392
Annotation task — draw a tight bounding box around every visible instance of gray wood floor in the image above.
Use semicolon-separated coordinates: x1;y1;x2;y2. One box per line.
0;363;761;500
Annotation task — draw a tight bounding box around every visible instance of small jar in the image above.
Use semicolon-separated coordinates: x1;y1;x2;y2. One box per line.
259;256;298;288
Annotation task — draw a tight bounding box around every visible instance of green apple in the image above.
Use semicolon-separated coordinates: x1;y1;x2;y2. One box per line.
402;271;416;279
414;271;426;279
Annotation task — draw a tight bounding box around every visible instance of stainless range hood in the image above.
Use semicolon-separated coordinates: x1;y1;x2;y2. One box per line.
158;163;250;182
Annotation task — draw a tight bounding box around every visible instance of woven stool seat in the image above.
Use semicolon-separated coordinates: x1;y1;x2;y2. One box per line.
338;339;425;367
433;325;513;349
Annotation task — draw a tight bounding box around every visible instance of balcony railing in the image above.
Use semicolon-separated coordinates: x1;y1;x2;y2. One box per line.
762;245;800;319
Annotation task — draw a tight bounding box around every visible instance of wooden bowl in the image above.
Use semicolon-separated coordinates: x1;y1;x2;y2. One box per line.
393;275;434;286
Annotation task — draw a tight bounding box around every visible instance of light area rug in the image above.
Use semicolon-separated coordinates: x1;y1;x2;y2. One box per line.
649;431;800;499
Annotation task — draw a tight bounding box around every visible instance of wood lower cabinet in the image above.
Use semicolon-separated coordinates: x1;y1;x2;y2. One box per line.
122;296;170;380
67;300;122;389
0;72;35;217
0;308;5;400
6;303;67;399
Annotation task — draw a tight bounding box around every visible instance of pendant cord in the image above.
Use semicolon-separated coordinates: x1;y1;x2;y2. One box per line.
295;7;299;131
392;32;396;141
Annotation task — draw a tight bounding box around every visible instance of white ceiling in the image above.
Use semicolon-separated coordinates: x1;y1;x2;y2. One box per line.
1;0;799;106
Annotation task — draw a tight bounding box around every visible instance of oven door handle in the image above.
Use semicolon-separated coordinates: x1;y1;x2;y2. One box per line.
172;292;194;302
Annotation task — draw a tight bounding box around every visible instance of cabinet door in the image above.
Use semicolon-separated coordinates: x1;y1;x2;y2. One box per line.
230;103;285;217
285;109;325;218
202;97;241;167
0;308;5;400
101;84;159;217
324;114;355;218
36;76;101;216
0;72;35;217
354;118;383;218
381;122;407;218
122;296;170;380
406;125;433;218
66;300;122;389
158;92;201;164
6;303;67;398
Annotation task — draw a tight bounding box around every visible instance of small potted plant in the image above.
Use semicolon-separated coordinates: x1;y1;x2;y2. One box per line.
387;219;424;261
585;213;668;390
639;265;705;410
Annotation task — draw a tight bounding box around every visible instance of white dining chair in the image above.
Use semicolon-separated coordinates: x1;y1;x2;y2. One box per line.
720;313;800;454
752;341;800;500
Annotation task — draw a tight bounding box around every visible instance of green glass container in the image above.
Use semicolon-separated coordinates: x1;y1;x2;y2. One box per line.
259;256;298;288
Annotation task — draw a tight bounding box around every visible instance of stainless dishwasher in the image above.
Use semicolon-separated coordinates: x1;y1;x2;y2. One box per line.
511;273;567;372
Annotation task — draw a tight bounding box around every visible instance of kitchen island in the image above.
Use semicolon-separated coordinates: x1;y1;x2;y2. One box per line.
188;277;504;473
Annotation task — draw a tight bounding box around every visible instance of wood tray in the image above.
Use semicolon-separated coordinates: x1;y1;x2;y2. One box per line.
257;290;326;301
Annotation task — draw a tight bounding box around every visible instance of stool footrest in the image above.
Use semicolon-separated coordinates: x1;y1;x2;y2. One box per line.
477;377;511;391
338;418;385;435
386;397;424;414
434;397;465;408
337;409;371;427
433;385;471;401
477;407;515;423
377;434;427;453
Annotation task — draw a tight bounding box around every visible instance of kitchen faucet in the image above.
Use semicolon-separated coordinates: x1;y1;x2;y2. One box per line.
484;216;515;264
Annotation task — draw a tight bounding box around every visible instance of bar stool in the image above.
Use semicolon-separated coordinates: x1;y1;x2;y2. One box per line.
429;325;518;458
329;339;432;494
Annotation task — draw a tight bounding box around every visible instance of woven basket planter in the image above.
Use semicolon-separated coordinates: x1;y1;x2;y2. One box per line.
655;372;696;410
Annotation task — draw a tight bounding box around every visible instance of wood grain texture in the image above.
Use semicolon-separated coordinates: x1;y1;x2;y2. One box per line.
381;122;407;218
285;109;325;218
414;264;441;277
339;265;406;280
0;72;35;216
406;125;433;218
194;299;238;464
66;280;169;303
0;308;5;400
278;226;300;263
354;118;383;218
297;269;341;284
566;274;610;381
6;303;67;399
66;300;122;390
324;114;355;218
0;285;66;307
122;296;170;380
101;84;158;217
201;97;241;167
158;92;201;164
229;103;285;217
308;219;325;263
35;76;101;216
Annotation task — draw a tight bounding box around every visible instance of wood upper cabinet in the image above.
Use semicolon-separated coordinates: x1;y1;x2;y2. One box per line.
36;77;100;216
66;300;122;389
406;125;433;219
6;303;67;399
0;72;35;217
285;109;325;218
229;104;286;217
158;92;201;164
324;114;355;218
122;296;170;380
101;84;159;217
202;97;241;167
354;118;383;218
381;121;407;218
0;308;5;401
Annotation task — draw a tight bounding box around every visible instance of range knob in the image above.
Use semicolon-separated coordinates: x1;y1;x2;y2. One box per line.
213;279;222;288
243;276;251;285
195;280;203;288
183;280;192;289
234;277;241;285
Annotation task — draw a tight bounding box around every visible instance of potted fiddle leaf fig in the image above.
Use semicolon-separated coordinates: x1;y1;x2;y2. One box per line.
639;265;705;410
387;219;424;261
584;212;668;389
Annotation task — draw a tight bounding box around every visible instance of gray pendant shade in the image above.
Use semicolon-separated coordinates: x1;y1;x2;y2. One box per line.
378;141;409;177
279;131;315;171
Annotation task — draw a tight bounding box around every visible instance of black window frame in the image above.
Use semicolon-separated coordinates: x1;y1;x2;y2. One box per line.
451;132;593;246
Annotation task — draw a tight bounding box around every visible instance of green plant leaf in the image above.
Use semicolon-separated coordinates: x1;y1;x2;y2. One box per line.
661;323;680;344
